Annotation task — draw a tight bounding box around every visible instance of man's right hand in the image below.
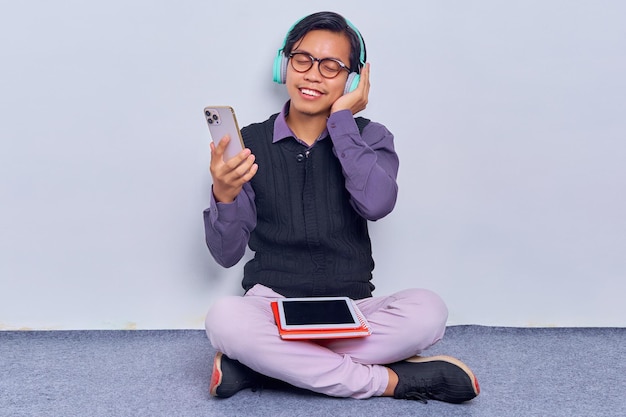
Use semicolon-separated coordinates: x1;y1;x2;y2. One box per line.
210;135;258;203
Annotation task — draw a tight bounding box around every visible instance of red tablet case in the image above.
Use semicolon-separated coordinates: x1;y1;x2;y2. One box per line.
271;300;372;340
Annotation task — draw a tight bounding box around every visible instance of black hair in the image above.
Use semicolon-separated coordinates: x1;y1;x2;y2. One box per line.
283;11;366;74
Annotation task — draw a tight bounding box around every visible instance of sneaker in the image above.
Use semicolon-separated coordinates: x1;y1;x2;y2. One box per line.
209;352;262;398
387;355;480;404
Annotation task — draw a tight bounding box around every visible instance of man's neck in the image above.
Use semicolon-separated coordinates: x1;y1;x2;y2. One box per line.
285;108;329;146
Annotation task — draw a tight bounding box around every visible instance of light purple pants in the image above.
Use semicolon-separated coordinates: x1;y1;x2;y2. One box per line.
205;284;448;399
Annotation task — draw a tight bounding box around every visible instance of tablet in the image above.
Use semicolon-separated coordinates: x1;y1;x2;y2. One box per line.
276;297;362;331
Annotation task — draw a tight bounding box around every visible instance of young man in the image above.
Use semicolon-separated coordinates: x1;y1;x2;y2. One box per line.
203;11;480;403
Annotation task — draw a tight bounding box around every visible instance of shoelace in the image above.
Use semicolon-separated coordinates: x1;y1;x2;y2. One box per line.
251;375;286;395
403;391;431;404
401;377;435;404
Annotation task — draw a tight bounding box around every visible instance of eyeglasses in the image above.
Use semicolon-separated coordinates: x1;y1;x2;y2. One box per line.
288;53;351;79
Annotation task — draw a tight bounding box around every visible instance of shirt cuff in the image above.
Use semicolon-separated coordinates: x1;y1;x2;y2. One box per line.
327;109;359;138
209;186;240;224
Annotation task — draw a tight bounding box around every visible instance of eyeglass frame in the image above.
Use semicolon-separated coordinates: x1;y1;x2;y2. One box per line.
288;52;352;79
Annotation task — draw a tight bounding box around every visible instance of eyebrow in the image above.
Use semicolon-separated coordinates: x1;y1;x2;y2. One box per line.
291;49;347;63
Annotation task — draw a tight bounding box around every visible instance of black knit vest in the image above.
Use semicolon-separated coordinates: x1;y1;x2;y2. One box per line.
241;114;375;299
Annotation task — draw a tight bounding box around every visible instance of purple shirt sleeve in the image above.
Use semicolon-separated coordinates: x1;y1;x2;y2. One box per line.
327;109;399;220
203;182;256;267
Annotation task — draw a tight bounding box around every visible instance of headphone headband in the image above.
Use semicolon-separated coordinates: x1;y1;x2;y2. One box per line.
277;15;365;69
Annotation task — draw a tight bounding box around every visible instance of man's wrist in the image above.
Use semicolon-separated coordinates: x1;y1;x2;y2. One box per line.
212;185;237;204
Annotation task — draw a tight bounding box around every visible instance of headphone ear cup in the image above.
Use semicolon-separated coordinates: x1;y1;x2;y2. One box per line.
280;56;289;84
273;53;289;84
344;73;360;94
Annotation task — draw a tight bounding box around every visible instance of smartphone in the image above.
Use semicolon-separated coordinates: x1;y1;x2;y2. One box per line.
203;106;245;161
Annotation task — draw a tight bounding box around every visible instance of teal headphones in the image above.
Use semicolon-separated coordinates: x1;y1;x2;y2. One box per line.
272;16;366;95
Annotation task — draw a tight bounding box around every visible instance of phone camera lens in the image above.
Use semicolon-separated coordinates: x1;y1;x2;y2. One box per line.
212;114;219;121
205;110;211;117
207;118;213;124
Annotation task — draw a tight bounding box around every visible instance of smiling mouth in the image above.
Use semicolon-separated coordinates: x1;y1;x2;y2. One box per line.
300;88;322;97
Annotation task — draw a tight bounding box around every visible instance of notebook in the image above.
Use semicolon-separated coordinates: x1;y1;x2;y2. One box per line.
271;297;372;340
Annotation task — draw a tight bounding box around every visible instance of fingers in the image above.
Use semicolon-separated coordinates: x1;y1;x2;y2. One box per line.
211;147;256;180
226;152;257;183
360;62;370;96
240;159;258;182
212;134;231;160
211;135;250;168
354;62;370;106
209;135;258;202
331;63;371;115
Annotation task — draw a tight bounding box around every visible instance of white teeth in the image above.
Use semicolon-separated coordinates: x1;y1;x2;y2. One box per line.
301;88;321;97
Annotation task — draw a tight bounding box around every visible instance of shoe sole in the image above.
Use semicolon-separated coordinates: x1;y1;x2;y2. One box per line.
404;355;480;396
209;352;224;397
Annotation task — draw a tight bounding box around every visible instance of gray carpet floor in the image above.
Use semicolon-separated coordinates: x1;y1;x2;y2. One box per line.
1;326;624;417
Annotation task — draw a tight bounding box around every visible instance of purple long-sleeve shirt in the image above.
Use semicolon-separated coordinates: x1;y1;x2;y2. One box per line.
203;102;399;268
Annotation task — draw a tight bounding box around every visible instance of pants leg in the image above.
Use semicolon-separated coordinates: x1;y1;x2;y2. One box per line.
322;288;448;364
205;285;447;399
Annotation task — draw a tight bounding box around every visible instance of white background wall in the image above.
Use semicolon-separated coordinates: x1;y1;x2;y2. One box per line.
1;0;624;330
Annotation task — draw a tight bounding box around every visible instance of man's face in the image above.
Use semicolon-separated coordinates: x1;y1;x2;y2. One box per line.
285;29;352;118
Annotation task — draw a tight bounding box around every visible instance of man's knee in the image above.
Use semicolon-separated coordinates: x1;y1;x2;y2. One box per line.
397;288;449;337
205;296;243;343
